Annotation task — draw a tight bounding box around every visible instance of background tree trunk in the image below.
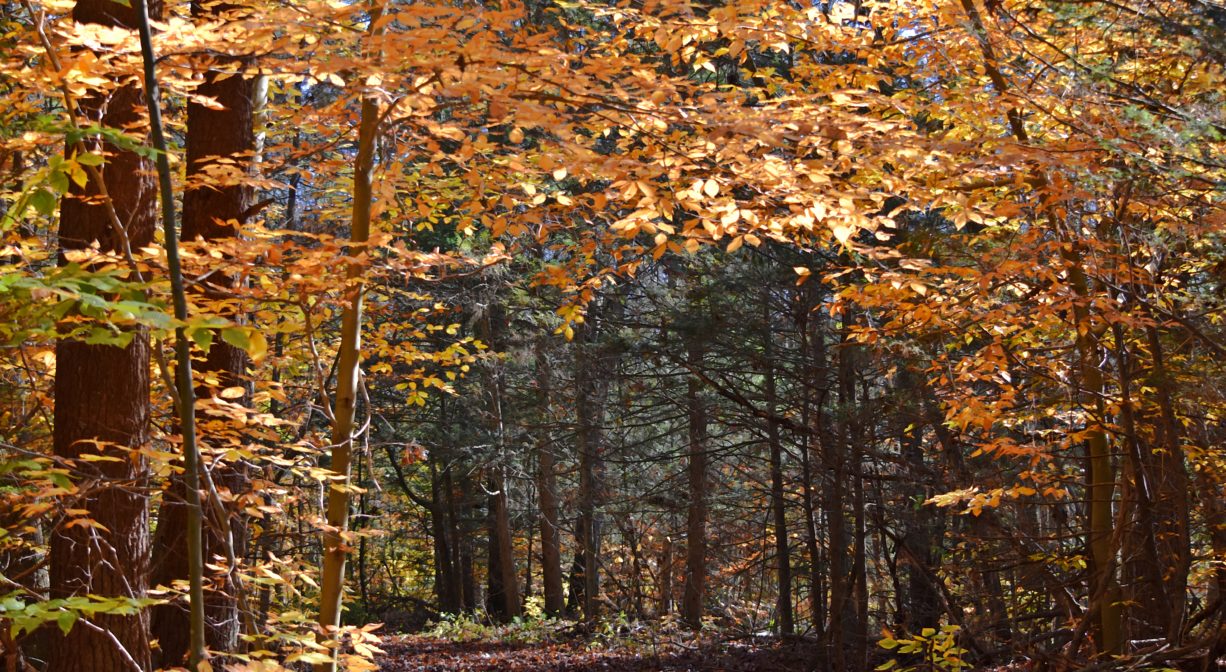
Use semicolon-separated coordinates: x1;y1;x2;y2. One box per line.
682;324;708;630
149;0;255;662
762;292;793;635
535;337;564;616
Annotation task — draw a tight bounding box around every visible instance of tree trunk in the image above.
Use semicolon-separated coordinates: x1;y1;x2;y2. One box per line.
799;293;827;636
47;1;160;670
1063;245;1123;655
1115;323;1174;643
480;307;521;622
568;296;621;623
486;467;521;621
1142;325;1190;641
574;334;605;622
453;470;476;612
430;457;460;613
681;328;708;630
535;338;565;616
826;307;860;672
897;369;942;633
762;293;793;635
316;27;381;668
148;0;255;662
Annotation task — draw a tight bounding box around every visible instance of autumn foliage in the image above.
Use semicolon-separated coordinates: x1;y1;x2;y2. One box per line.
0;0;1223;670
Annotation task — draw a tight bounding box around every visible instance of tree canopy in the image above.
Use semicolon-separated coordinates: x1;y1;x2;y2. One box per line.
0;0;1223;670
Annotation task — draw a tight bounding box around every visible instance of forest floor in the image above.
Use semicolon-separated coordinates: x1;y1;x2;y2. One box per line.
378;633;829;671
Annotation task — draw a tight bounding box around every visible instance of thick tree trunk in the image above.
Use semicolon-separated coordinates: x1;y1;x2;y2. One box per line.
1115;324;1174;644
826;307;861;672
149;0;255;662
452;470;476;612
486;468;521;621
47;2;160;670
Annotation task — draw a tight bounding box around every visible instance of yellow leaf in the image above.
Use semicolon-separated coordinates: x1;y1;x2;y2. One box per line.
703;179;720;197
219;386;245;399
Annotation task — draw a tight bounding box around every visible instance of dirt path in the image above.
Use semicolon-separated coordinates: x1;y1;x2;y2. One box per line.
378;636;825;671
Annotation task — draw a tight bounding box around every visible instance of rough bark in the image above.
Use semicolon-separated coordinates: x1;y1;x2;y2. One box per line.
46;1;162;670
826;306;860;672
148;0;256;663
1141;325;1190;641
799;292;827;636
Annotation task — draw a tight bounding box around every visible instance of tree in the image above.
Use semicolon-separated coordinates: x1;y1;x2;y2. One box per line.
148;0;258;664
45;0;159;669
0;0;1222;669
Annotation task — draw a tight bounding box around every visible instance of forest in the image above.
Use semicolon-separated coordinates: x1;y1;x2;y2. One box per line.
0;0;1223;670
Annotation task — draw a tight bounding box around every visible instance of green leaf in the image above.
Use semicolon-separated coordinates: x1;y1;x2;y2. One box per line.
82;327;134;348
189;327;214;354
31;189;57;216
56;610;77;635
221;326;267;361
48;169;69;194
221;326;251;352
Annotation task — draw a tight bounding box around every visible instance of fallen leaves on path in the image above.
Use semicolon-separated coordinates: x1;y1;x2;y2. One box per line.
379;635;824;671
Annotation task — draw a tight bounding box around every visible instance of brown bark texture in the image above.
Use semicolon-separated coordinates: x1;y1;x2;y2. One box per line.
148;1;255;661
47;1;162;670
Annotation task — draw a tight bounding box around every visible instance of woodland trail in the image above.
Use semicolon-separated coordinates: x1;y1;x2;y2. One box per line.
378;635;827;671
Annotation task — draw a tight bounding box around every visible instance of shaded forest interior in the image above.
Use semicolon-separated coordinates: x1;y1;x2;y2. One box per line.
0;0;1223;671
